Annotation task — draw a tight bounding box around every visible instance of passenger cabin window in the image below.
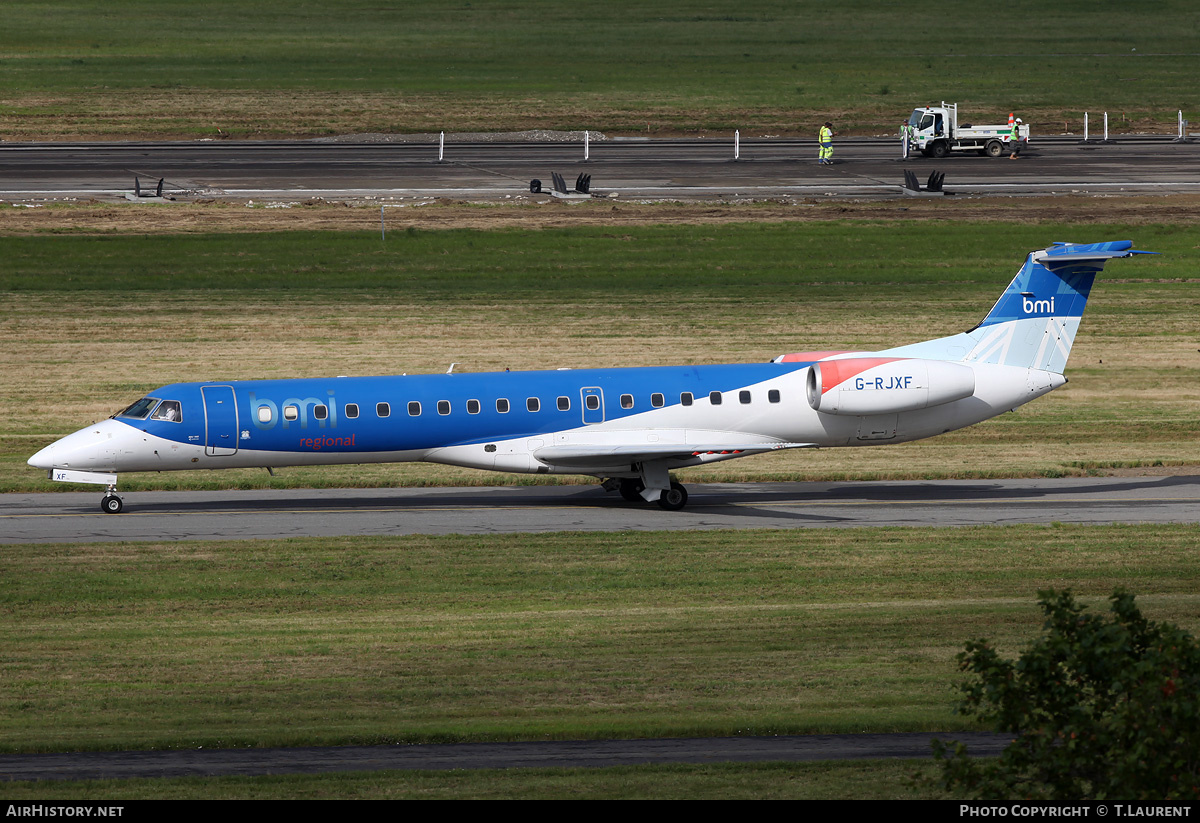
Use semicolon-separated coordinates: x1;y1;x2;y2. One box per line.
117;397;158;420
284;405;299;421
681;392;693;406
345;403;359;419
709;391;723;405
437;400;451;416
768;389;781;404
620;394;634;409
377;402;390;418
739;390;751;405
585;394;600;411
557;396;571;411
497;398;510;413
651;393;664;408
408;401;421;417
313;405;328;420
467;399;480;414
527;397;540;413
257;406;273;424
151;400;182;422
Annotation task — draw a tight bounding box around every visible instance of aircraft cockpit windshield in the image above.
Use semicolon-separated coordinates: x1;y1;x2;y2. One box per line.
114;397;182;422
116;397;159;420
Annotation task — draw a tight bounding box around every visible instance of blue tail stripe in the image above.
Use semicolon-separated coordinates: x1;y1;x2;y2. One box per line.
977;240;1150;328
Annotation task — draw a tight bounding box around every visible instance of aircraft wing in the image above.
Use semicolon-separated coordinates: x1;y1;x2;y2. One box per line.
533;441;816;468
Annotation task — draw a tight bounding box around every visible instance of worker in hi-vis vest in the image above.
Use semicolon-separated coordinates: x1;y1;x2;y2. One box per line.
1008;118;1023;159
818;121;834;164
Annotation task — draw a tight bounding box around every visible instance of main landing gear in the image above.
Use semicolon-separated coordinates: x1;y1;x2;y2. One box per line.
612;477;690;511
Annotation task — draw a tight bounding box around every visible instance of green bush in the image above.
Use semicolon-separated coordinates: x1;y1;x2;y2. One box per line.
933;590;1200;800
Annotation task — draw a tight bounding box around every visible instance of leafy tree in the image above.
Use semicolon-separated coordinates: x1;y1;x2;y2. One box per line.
933;589;1200;800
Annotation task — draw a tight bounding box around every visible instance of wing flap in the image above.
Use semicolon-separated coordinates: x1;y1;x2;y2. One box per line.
533;441;816;468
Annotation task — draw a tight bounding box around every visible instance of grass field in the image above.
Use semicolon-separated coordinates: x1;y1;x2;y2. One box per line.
4;219;1198;491
7;222;1193;800
0;760;947;800
1;524;1198;797
2;0;1197;139
3;525;1198;753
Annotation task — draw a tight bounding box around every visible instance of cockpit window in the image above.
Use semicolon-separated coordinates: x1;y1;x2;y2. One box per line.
151;400;182;422
116;397;159;420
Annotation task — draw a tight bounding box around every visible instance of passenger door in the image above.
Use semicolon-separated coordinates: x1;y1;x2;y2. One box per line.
202;385;239;456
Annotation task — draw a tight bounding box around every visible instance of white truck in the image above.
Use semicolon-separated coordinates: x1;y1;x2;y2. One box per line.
903;102;1029;158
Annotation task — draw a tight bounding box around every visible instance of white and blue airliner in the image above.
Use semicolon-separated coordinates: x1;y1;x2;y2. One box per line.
29;241;1152;513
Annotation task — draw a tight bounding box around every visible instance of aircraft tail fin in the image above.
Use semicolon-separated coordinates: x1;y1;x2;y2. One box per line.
882;241;1155;372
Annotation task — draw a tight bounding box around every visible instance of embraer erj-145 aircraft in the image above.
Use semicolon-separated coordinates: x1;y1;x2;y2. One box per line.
30;241;1152;514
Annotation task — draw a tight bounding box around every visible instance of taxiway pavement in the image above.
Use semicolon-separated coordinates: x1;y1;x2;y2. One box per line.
4;476;1198;544
0;732;1010;781
1;135;1198;202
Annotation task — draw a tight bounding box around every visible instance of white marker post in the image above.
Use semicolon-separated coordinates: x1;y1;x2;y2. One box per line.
734;129;740;161
438;131;445;163
1083;112;1089;142
1103;111;1110;143
584;130;590;162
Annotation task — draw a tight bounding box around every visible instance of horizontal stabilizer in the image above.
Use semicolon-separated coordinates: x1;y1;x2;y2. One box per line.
1037;240;1157;269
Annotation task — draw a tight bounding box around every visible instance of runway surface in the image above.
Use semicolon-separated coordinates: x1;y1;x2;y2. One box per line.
4;476;1198;544
1;135;1198;202
0;732;1009;782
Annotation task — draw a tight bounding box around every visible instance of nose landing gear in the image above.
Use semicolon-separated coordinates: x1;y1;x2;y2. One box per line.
101;482;124;514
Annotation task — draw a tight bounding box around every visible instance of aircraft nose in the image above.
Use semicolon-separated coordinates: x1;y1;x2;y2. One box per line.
27;420;126;470
27;443;56;469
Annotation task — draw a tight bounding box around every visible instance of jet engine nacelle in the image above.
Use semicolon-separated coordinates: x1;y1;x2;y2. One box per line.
806;357;976;416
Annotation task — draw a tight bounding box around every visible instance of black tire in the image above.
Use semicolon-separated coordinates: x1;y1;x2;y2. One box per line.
657;482;688;511
101;495;123;514
618;478;645;502
985;140;1004;158
930;141;950;159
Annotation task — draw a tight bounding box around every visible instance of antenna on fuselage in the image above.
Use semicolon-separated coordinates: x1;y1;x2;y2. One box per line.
446;363;457;374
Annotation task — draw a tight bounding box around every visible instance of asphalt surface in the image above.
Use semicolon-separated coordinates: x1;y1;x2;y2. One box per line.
4;476;1198;544
1;134;1198;202
0;733;1010;782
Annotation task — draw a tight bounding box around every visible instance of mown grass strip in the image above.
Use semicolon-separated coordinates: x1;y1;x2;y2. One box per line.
2;1;1198;138
0;760;946;800
2;524;1197;754
1;221;1193;294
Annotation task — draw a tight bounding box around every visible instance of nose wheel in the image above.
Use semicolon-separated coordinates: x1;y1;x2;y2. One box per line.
101;493;124;514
